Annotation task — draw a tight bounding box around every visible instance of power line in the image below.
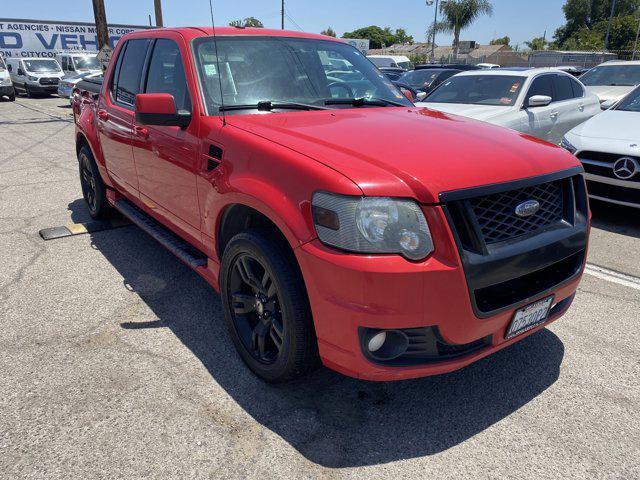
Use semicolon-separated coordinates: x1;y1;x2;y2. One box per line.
284;9;303;31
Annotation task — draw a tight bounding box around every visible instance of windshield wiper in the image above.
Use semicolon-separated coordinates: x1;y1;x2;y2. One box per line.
219;101;328;112
324;97;408;107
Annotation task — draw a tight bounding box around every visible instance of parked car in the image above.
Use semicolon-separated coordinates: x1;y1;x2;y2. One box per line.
579;60;640;105
367;55;413;71
6;57;64;97
562;86;640;208
56;52;102;77
379;67;405;81
414;63;480;71
0;56;15;101
74;28;588;382
418;68;601;145
398;68;460;95
477;63;501;69
555;66;588;77
58;72;100;101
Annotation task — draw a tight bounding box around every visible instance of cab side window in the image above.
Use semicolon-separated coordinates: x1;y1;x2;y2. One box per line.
144;39;191;112
553;74;574;102
526;75;554;103
114;38;151;107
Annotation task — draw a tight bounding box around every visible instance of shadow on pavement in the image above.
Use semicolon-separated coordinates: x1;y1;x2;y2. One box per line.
68;198;565;468
590;198;640;239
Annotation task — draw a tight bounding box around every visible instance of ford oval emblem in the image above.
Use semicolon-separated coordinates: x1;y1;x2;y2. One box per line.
515;200;540;217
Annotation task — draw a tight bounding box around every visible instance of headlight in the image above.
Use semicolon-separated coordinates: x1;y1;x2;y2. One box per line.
1;77;11;86
28;75;38;81
560;136;577;154
312;192;434;260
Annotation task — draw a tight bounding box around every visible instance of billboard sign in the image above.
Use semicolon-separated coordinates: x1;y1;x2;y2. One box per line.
0;18;149;58
344;38;370;55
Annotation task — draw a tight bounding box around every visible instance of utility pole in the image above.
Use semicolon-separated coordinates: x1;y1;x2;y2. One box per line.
154;0;164;27
427;0;440;61
604;0;617;50
91;0;109;51
281;0;285;29
633;10;640;61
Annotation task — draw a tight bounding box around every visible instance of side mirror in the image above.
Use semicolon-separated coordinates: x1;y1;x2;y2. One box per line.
135;93;191;128
600;99;616;110
17;68;25;76
416;92;428;101
527;95;552;108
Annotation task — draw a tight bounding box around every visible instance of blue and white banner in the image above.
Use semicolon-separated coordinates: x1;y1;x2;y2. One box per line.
0;18;148;58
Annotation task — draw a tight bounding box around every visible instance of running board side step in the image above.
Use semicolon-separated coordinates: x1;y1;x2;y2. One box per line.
114;199;208;269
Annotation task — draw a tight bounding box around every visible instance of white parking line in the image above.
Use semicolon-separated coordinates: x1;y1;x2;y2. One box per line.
584;263;640;291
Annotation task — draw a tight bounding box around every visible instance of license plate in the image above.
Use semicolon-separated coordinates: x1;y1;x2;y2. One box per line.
506;296;554;339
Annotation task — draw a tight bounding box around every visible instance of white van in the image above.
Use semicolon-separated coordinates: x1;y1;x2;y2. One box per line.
0;56;15;101
6;58;65;97
55;52;102;76
367;55;414;71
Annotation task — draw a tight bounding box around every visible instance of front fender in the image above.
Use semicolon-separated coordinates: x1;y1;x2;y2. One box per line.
76;102;113;188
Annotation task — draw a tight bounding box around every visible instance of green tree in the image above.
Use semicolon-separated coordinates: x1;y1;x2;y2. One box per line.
554;0;640;46
490;35;510;46
229;17;264;28
525;36;549;51
342;26;413;49
428;0;494;55
321;27;337;37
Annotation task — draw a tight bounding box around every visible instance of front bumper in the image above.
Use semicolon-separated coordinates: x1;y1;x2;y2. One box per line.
57;84;73;98
27;82;58;94
295;173;588;381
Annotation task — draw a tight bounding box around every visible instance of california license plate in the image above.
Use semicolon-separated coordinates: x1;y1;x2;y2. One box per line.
506;296;554;340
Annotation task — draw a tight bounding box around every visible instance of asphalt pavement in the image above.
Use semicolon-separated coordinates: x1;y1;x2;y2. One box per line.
0;96;638;479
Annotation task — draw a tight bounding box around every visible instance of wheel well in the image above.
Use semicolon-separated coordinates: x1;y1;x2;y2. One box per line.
76;133;90;157
217;205;291;260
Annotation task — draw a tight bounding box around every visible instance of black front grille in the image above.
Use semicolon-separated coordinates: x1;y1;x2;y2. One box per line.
579;155;640;184
469;181;564;244
39;77;59;85
441;168;589;317
587;180;640;206
578;151;637;165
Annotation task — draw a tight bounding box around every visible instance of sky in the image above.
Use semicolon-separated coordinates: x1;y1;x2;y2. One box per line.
3;0;567;49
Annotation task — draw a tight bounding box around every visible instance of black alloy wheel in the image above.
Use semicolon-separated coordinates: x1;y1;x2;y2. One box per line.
77;146;110;220
220;230;319;382
80;151;97;214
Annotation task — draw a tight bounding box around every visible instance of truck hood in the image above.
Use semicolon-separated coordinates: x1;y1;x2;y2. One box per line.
227;107;580;203
585;85;635;102
415;102;511;122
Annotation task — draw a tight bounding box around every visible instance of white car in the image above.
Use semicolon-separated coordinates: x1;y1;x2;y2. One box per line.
417;68;601;145
562;86;640;209
580;60;640;105
367;55;413;71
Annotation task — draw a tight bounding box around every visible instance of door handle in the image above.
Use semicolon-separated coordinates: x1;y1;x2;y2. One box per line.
97;109;109;121
578;104;585;111
550;111;559;119
133;126;149;139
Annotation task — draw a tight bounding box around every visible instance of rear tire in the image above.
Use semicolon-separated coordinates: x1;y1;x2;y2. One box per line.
220;230;319;382
78;146;111;220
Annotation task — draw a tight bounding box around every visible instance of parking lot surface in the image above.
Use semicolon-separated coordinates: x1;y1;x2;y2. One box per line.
1;96;639;479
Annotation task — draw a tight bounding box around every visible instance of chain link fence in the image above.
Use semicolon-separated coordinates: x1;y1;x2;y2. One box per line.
410;50;639;69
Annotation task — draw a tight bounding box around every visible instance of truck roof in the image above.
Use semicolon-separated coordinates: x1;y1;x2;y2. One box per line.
124;27;336;43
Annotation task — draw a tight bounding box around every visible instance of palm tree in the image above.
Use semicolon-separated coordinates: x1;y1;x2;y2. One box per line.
428;0;493;56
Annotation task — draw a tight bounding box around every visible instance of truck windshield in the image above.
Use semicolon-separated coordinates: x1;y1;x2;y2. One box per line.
73;56;101;70
580;65;640;87
24;59;61;73
425;75;526;106
192;36;412;113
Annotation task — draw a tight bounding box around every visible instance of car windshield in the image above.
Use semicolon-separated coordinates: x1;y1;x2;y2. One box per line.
615;88;640;112
73;56;101;70
23;59;61;73
580;64;640;87
193;36;411;113
400;69;447;88
425;74;526;106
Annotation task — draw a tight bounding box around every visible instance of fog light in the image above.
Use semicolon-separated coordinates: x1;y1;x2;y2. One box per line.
364;329;409;361
368;331;387;352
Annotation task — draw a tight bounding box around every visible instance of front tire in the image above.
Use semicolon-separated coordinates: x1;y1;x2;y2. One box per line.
220;230;319;382
78;146;110;220
8;88;15;101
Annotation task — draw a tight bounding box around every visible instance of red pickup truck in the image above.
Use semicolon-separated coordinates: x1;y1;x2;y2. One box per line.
74;27;589;382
